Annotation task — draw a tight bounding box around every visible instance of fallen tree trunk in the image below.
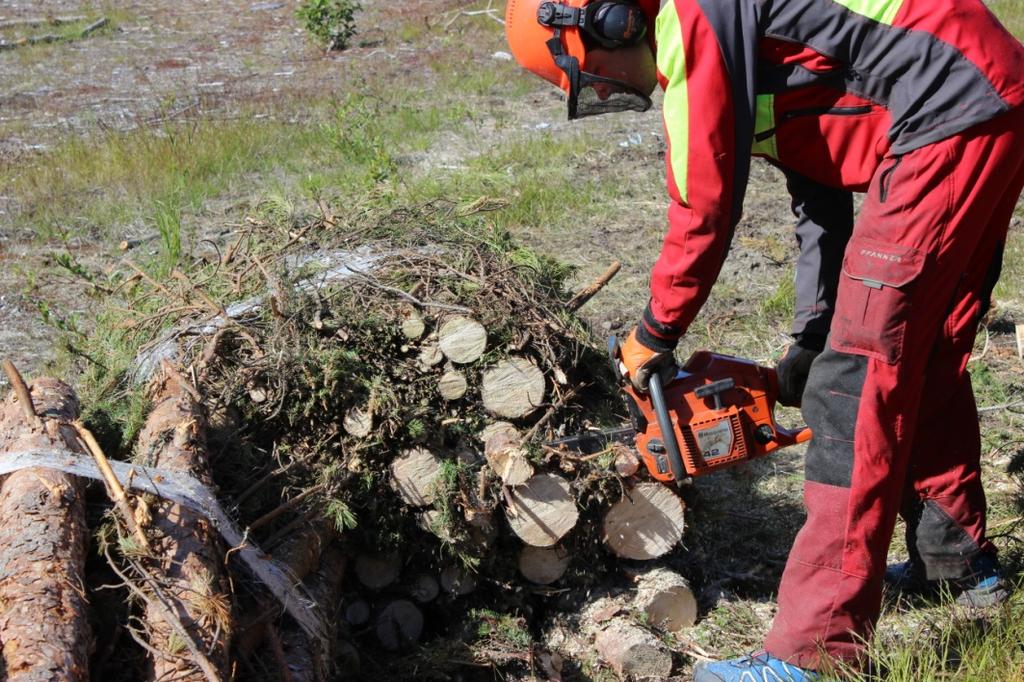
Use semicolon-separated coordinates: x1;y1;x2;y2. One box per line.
135;371;232;681
0;376;90;681
281;544;355;681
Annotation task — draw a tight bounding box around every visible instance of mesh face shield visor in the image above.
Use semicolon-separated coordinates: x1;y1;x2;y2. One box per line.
545;35;653;119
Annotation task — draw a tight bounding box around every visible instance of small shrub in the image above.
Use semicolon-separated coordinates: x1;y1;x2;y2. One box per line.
296;0;361;51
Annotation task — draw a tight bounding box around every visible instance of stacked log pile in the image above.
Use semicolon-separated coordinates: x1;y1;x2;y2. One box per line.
0;206;701;679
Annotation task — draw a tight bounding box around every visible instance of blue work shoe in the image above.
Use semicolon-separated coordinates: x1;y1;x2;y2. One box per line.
954;552;1010;609
885;553;1010;608
884;558;932;594
694;651;819;681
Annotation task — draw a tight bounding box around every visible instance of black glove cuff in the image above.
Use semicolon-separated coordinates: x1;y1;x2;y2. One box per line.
636;322;678;354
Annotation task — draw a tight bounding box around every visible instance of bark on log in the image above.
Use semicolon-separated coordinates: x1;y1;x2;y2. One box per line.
376;600;424;651
355;552;402;590
437;316;487;364
484;428;533;486
506;473;578;547
481;357;546;419
518;544;571;585
236;522;336;659
390;447;441;507
0;378;90;681
632;566;697;633
136;373;232;681
438;370;468;401
594;618;673;678
280;544;353;682
603;483;686;560
613;443;640;477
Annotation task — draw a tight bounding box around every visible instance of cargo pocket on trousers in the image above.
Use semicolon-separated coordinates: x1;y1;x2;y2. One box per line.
831;237;926;364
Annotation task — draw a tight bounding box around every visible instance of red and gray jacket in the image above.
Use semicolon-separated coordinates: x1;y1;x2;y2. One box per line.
639;0;1024;348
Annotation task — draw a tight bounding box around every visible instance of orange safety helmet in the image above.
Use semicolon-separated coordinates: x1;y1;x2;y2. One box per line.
506;0;659;119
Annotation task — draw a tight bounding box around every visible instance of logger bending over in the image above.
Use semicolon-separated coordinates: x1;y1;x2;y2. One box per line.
506;0;1024;678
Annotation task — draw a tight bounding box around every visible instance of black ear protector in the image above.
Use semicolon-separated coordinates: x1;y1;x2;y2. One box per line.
537;0;648;50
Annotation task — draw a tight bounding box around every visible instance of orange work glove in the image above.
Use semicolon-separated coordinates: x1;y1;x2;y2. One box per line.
619;326;677;392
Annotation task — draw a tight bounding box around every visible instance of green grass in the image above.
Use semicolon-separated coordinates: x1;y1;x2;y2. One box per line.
991;0;1024;40
832;590;1024;681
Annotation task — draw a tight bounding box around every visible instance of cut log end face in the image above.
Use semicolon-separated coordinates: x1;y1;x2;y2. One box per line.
401;311;426;339
438;370;468;401
481;357;546;419
594;620;673;678
437;316;487;364
376;600;424;651
602;483;686;560
484;430;533;486
518;544;571;585
634;567;698;632
440;564;478;596
506;473;578;547
343;405;373;437
390;447;442;507
355;553;402;590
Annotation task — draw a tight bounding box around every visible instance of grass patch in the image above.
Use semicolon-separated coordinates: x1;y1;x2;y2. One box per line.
835;590;1024;681
990;0;1024;40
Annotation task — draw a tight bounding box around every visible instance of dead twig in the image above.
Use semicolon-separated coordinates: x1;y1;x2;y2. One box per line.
566;261;621;312
2;359;41;427
104;547;221;682
248;484;326;532
74;421;153;554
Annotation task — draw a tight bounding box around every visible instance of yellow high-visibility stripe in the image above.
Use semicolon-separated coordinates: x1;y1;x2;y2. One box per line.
831;0;904;25
751;94;778;159
657;0;689;204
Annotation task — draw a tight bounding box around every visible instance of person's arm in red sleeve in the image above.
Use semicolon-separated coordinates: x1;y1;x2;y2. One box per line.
635;0;755;354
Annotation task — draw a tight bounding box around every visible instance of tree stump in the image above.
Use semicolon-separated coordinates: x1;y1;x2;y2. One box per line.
390;447;441;507
506;473;578;547
135;372;232;681
437;316;487;364
632;566;698;632
0;378;90;681
518;545;571;585
481;357;546;419
603;482;686;560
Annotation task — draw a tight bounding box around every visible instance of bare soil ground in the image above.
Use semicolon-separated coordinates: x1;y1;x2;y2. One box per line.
1;1;1022;679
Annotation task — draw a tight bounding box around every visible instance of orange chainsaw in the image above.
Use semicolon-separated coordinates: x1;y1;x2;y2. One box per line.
549;337;812;486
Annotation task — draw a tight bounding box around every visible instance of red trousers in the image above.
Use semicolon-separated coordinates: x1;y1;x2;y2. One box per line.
765;105;1024;668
